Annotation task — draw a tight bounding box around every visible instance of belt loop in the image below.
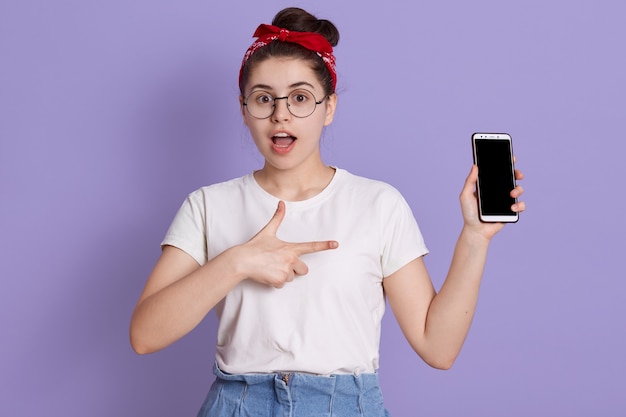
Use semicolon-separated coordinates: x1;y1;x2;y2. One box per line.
237;382;248;415
328;375;336;415
354;373;364;416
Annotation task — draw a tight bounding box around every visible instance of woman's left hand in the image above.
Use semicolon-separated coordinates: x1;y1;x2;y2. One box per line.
459;160;526;240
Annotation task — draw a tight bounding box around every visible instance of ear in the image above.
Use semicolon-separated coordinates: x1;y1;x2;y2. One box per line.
239;95;248;126
323;93;337;127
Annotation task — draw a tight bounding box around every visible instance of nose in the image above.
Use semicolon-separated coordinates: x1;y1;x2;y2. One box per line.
271;96;291;121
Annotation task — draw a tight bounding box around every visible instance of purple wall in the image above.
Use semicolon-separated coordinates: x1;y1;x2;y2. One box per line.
1;0;624;416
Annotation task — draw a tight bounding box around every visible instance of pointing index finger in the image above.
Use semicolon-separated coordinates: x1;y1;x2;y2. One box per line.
292;240;339;256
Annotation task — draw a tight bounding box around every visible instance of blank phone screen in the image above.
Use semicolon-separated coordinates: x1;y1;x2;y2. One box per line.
475;139;516;215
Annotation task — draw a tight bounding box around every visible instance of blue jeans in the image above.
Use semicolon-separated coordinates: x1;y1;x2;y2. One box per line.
197;364;391;417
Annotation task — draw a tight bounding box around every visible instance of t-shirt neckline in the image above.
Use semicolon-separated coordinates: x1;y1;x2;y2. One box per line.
247;167;345;210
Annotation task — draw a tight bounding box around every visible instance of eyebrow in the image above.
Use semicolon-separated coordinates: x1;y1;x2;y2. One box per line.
248;81;317;92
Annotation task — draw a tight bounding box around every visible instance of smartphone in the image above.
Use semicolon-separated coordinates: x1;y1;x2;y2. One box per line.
471;132;518;223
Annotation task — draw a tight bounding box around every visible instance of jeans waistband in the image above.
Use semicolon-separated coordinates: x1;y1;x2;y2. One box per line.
213;362;380;392
199;363;389;416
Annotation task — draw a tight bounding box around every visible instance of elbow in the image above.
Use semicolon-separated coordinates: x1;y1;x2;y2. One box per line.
412;339;462;370
129;332;150;355
129;324;157;355
130;340;152;355
129;307;162;355
426;358;455;370
129;326;171;355
130;335;159;355
419;350;458;370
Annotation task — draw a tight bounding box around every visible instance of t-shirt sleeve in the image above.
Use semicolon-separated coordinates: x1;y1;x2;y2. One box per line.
380;191;429;278
160;191;208;266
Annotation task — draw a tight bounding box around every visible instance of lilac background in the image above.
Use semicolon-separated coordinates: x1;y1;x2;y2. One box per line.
1;0;624;416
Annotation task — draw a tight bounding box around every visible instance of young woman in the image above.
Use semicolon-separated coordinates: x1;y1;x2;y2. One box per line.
130;7;526;416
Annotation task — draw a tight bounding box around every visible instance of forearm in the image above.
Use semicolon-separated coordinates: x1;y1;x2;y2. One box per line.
392;164;524;368
422;227;491;367
130;248;243;354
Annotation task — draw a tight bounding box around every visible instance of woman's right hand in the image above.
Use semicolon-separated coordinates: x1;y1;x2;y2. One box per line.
234;201;339;288
130;200;338;354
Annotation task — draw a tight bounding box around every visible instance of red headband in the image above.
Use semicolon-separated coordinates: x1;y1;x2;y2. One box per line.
239;24;337;91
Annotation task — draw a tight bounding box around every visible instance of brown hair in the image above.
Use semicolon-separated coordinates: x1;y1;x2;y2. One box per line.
239;7;340;96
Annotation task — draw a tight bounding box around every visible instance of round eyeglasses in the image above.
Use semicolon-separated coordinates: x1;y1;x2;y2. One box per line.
243;89;327;119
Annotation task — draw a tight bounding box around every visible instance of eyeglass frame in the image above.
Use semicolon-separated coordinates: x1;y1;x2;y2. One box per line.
242;88;328;119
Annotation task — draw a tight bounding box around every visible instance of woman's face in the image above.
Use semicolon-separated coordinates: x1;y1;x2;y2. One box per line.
240;57;337;173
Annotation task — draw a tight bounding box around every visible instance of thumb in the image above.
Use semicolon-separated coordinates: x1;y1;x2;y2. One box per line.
259;200;286;237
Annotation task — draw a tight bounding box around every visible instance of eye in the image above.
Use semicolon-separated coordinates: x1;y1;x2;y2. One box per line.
290;90;312;104
252;92;273;105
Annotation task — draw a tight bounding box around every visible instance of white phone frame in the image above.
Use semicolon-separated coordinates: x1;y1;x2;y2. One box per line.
472;132;518;223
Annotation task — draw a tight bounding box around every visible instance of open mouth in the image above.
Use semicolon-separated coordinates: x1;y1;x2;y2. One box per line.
272;132;296;148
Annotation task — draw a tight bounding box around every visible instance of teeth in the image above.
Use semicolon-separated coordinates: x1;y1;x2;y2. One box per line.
273;132;290;137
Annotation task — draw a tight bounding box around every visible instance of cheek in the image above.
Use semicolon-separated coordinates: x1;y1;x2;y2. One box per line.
246;122;267;144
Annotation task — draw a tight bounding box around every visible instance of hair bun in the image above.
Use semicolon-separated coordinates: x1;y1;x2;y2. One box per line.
272;7;340;47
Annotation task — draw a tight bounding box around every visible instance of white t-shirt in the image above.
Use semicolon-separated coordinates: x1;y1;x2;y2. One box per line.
162;168;428;375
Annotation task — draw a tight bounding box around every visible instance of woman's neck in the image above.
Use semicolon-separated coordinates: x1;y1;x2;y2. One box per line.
254;163;336;202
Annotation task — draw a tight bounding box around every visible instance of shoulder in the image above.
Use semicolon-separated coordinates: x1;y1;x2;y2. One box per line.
174;174;257;221
186;174;252;202
336;168;406;204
